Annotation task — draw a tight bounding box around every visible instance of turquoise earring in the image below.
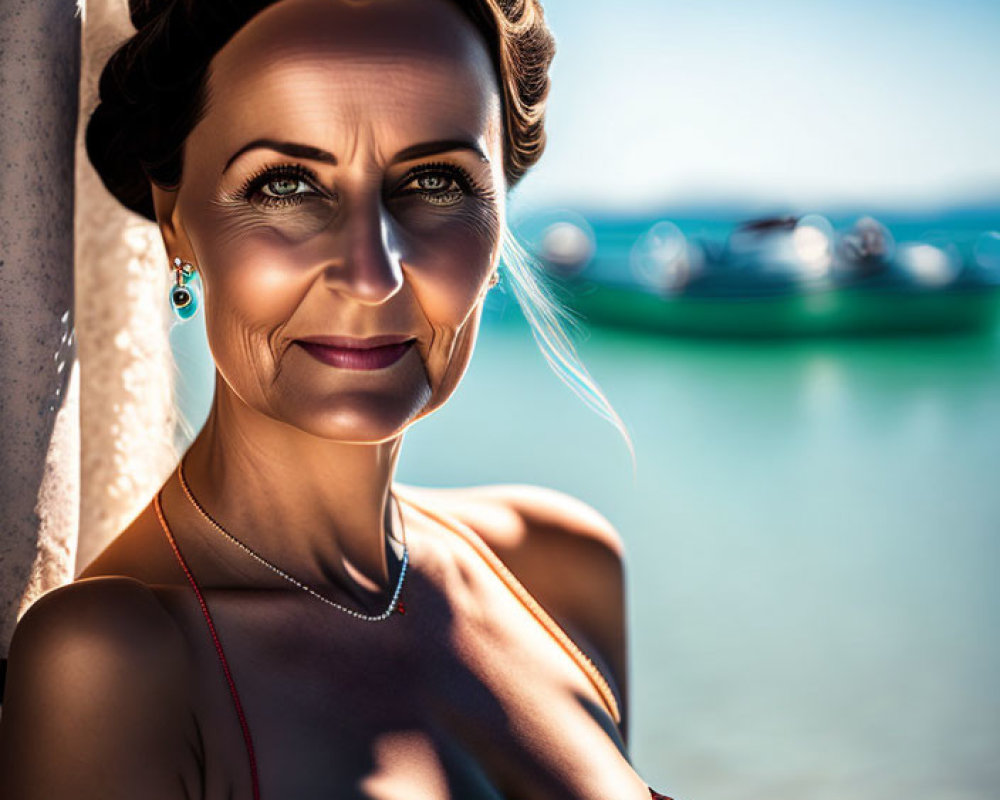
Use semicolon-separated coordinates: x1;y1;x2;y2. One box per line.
170;256;200;320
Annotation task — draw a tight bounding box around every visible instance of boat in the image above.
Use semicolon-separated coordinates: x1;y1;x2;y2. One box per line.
562;279;1000;337
527;214;1000;337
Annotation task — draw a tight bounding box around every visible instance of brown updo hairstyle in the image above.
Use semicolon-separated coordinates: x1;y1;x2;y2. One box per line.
85;0;557;222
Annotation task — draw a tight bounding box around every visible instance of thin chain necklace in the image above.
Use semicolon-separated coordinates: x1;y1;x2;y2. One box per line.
175;458;408;621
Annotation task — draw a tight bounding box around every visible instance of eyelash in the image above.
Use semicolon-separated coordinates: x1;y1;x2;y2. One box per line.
402;161;481;202
235;161;483;209
238;163;325;209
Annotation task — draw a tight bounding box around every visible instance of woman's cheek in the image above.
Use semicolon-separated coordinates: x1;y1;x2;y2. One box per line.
394;200;501;309
397;206;499;414
190;224;311;372
416;293;485;419
396;193;500;244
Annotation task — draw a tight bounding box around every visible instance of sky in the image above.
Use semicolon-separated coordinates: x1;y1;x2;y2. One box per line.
509;0;1000;213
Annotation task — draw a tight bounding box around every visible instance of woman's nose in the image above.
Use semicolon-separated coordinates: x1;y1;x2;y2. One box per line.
321;196;405;305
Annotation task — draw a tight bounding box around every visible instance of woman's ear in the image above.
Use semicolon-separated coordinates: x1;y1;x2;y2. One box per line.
150;182;195;262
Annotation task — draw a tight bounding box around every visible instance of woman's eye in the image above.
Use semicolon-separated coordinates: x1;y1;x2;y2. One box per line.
261;177;311;198
417;174;450;191
239;165;328;210
401;168;469;206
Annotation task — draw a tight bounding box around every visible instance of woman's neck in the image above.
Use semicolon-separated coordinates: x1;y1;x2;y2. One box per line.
178;382;407;608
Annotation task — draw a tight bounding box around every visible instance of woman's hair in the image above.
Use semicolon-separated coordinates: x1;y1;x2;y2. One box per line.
86;0;635;469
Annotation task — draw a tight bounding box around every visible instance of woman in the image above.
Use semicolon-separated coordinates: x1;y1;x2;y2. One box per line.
0;0;671;797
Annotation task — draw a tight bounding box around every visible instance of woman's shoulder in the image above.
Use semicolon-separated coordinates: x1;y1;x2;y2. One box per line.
396;482;626;561
396;482;630;717
426;482;628;639
8;576;193;689
0;577;200;797
4;576;195;719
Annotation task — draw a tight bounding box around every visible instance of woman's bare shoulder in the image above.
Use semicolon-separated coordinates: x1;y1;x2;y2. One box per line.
13;575;184;647
396;482;630;721
396;482;625;557
0;577;199;797
5;577;194;710
433;484;628;653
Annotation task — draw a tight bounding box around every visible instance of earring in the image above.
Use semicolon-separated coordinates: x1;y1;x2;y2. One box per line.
170;256;201;320
488;270;500;289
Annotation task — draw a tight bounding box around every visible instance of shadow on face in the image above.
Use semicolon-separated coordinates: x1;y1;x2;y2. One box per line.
154;0;508;443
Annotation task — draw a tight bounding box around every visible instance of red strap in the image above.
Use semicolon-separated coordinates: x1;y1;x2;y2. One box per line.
154;491;261;800
156;488;669;800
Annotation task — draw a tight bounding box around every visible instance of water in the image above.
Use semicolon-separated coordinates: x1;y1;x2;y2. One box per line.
398;312;1000;800
172;243;1000;800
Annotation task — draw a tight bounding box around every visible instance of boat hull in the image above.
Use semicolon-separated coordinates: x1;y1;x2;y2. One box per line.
563;282;1000;338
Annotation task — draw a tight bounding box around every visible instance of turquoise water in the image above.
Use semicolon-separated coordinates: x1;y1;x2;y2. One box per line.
401;310;1000;799
172;276;1000;800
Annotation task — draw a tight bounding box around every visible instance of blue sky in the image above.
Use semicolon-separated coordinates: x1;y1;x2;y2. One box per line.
509;0;1000;212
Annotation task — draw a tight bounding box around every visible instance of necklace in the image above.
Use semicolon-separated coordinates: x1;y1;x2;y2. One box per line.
175;458;408;621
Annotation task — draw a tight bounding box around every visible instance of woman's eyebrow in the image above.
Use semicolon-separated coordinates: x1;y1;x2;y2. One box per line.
223;139;337;173
392;139;491;164
222;138;490;173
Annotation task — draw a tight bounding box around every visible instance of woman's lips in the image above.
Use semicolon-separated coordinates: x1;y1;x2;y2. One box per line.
296;339;415;370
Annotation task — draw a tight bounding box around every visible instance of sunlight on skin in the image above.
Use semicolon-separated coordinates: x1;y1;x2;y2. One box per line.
151;0;507;599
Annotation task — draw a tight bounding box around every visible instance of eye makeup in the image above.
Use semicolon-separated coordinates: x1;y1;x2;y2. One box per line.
221;157;494;215
397;161;482;194
394;161;496;211
236;162;332;210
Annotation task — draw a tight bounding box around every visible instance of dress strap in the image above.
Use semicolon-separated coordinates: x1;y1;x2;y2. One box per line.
153;490;261;800
394;489;622;725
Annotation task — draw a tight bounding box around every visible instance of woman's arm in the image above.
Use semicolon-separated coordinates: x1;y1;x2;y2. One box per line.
0;578;202;799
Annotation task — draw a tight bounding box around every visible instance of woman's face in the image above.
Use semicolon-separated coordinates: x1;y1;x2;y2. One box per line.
157;0;506;442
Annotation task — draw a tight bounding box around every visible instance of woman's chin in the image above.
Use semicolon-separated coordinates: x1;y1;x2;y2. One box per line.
268;387;433;443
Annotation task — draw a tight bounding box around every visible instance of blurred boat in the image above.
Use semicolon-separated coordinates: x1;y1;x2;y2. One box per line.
539;215;1000;337
563;280;1000;337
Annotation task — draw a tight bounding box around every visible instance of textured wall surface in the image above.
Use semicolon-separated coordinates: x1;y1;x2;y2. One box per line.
0;0;181;657
74;0;179;576
0;0;82;656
